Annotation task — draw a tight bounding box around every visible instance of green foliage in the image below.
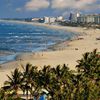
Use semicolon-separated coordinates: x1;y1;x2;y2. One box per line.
0;50;100;100
76;49;100;100
0;89;5;100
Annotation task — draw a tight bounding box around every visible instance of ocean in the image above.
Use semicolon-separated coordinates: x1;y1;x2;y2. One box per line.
0;20;76;63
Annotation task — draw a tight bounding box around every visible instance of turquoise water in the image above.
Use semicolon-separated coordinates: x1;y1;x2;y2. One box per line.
0;21;76;63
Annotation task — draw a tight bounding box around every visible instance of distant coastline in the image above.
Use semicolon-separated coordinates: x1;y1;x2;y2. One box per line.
0;19;84;53
0;19;85;33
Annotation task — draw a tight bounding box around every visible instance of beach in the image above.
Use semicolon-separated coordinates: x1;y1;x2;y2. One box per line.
0;21;100;87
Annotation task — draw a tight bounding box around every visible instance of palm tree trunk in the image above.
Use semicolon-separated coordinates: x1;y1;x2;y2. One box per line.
26;90;28;100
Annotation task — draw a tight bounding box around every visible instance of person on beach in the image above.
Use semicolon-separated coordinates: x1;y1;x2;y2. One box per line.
39;89;49;100
39;92;47;100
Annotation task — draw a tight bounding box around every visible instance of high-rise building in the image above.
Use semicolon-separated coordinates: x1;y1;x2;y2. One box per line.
77;14;100;24
69;12;80;22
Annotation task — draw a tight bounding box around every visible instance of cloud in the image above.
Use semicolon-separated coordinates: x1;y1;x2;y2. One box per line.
16;0;99;15
51;0;75;9
25;0;50;11
75;0;97;10
50;0;99;17
51;0;98;10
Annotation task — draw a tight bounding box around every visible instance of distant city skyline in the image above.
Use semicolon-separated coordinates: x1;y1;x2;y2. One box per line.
0;0;100;18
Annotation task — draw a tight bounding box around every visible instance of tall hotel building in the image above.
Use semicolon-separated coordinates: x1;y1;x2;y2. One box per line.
78;14;100;24
69;13;100;24
69;12;80;22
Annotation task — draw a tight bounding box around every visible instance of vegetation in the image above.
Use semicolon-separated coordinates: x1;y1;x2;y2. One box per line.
0;49;100;100
58;21;100;29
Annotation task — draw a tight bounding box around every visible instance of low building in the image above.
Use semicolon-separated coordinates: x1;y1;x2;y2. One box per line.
49;17;56;23
31;18;40;22
56;16;64;21
43;17;50;23
43;16;56;24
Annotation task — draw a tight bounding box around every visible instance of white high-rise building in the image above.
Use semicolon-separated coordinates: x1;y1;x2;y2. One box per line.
77;14;100;24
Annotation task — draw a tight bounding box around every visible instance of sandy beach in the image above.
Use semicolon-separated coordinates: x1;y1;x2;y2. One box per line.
0;20;100;87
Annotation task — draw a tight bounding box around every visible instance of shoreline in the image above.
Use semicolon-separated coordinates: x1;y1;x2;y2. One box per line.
0;19;84;64
0;19;86;33
0;20;99;66
0;20;100;87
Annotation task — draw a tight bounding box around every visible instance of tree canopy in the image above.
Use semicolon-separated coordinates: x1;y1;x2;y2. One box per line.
0;49;100;100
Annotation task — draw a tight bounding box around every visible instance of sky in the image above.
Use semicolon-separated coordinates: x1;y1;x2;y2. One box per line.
0;0;100;18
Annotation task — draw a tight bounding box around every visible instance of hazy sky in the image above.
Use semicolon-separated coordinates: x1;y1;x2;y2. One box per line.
0;0;100;18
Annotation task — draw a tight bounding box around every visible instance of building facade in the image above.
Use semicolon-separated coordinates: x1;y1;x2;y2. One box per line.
56;16;64;21
69;12;80;22
77;14;100;24
43;17;50;23
43;16;56;24
31;18;40;22
49;17;56;23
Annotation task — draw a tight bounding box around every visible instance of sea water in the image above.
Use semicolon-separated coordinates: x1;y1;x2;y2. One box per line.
0;20;76;63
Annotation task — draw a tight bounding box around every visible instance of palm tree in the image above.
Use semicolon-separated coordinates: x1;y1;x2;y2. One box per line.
21;63;38;100
42;64;75;100
21;63;32;100
1;49;100;100
38;65;51;87
34;65;51;98
76;49;100;100
3;68;23;99
28;65;39;98
76;49;100;79
0;88;6;100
